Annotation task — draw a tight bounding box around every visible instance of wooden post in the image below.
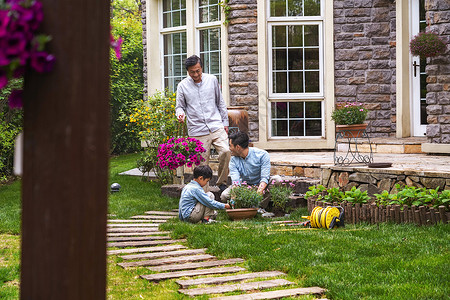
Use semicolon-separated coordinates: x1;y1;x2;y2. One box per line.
21;1;110;299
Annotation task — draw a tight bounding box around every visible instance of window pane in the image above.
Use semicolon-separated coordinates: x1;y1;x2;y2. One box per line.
304;25;319;46
305;120;321;136
164;35;172;55
304;48;319;69
173;0;180;9
164;32;187;92
289;72;303;93
210;28;220;50
304;0;320;16
209;4;219;22
272;26;286;47
270;0;286;17
273;49;287;70
305;101;321;118
287;0;303;16
290;120;304;136
200;30;209;51
199;7;208;23
288;25;303;47
210;52;221;74
181;32;187;52
172;11;181;27
305;71;319;92
289;102;304;118
274;72;287;93
288;49;302;70
180;0;186;9
272;120;288;136
173;55;182;76
272;102;288;118
163;12;171;28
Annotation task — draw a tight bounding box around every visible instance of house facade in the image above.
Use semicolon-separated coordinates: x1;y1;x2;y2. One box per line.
142;0;450;153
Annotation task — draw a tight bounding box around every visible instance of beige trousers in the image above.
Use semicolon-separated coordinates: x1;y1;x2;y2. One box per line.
188;192;216;223
194;128;231;188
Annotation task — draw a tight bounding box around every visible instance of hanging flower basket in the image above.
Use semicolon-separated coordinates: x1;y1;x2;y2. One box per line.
410;32;447;58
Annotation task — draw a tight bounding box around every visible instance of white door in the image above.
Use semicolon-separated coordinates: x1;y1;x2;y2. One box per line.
410;0;427;136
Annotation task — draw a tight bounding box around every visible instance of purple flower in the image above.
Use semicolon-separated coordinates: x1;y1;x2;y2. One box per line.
8;89;23;109
4;31;28;56
30;51;55;73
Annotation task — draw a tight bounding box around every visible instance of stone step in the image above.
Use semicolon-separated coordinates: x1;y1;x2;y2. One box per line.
131;215;174;220
107;227;159;233
118;254;215;268
213;286;327;300
140;266;245;282
107;235;171;242
144;211;178;216
120;248;206;260
107;223;160;227
148;258;244;272
178;279;294;297
107;231;170;236
109;219;167;223
175;271;285;288
107;239;185;248
107;244;186;255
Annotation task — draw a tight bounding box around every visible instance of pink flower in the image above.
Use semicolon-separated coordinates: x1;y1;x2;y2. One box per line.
30;51;55;73
359;109;364;111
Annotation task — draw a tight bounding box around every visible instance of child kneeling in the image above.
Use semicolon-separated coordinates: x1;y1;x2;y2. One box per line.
179;165;231;223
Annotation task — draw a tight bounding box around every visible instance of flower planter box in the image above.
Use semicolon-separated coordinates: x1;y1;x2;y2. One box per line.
307;199;449;226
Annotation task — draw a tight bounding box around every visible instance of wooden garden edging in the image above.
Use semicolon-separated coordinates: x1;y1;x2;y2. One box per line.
307;199;449;226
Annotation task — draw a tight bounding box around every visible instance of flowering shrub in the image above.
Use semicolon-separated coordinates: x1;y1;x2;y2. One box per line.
230;182;263;208
0;0;55;109
128;90;184;147
269;180;295;210
157;137;206;170
331;102;368;125
410;32;446;58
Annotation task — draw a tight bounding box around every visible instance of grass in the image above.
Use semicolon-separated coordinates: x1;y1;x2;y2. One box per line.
1;153;449;299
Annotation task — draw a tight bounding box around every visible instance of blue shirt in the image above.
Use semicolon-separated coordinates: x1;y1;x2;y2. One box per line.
229;147;271;186
176;73;229;137
179;180;226;221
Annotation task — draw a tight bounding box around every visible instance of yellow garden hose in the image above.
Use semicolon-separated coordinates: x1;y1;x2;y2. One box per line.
302;206;345;229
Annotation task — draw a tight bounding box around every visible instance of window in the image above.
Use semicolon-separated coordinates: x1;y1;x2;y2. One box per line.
160;0;222;92
162;0;187;92
197;0;222;84
268;0;323;137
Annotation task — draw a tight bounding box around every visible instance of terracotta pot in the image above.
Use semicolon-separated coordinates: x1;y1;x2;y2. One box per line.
336;123;368;138
226;208;258;221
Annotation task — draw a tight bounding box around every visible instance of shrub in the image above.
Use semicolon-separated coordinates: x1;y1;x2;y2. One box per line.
110;9;143;154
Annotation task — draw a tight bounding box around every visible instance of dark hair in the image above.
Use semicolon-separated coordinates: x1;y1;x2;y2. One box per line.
185;55;203;70
229;131;249;149
193;165;212;179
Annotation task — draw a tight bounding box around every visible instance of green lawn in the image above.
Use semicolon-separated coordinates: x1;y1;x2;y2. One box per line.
1;153;449;299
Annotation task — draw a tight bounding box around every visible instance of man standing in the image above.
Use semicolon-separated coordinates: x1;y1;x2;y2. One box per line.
176;55;230;193
220;132;281;208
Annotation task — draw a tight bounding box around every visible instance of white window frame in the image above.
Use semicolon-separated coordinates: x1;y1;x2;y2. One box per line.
267;1;325;138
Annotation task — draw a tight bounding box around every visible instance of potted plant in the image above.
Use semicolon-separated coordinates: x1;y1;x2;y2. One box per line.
331;102;368;138
410;32;446;58
268;180;295;214
227;182;263;220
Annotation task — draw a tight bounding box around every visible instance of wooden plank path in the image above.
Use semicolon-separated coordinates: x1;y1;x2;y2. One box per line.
107;235;172;242
107;239;186;248
107;231;170;236
175;271;285;288
179;279;294;297
108;211;327;299
108;244;187;255
120;248;207;260
147;258;244;272
118;254;216;268
213;287;327;300
140;266;246;282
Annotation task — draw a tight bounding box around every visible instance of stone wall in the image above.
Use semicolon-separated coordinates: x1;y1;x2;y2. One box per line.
425;0;450;144
333;0;396;137
142;0;148;100
227;0;259;141
321;167;450;195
